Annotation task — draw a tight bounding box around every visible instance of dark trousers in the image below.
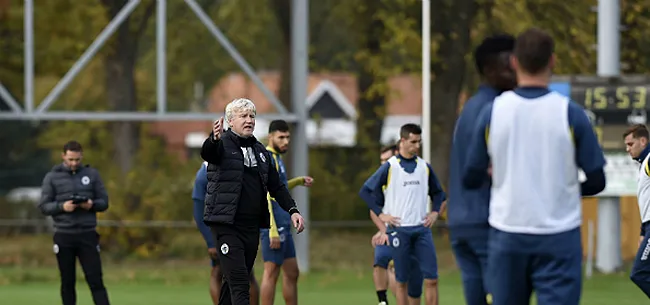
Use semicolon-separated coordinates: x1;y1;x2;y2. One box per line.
54;231;110;305
211;225;260;305
488;228;582;305
631;222;650;298
451;234;490;305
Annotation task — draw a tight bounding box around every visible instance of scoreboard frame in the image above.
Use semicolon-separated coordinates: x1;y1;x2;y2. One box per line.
552;75;650;126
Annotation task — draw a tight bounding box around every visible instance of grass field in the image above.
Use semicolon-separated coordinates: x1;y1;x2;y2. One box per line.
0;264;646;305
0;232;646;304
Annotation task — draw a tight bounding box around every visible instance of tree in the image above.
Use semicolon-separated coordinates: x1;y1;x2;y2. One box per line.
621;0;650;74
31;0;282;257
100;0;155;175
488;0;596;75
427;0;479;188
353;0;388;151
268;0;292;108
0;0;68;193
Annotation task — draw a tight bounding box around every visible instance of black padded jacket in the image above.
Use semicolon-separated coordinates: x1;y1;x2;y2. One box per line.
200;129;299;228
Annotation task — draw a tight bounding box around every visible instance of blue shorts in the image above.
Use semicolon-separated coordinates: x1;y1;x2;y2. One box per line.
388;225;438;283
260;226;296;265
488;227;582;305
374;245;393;268
373;245;424;298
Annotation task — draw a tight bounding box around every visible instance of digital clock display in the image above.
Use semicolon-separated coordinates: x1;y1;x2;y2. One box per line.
571;83;650;111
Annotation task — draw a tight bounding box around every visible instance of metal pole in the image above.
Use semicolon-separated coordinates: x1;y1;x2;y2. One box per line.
291;0;310;273
34;0;141;113
586;220;595;279
24;0;34;113
0;83;23;113
595;0;622;274
597;0;620;76
595;197;622;273
156;0;167;114
184;0;289;114
422;0;431;164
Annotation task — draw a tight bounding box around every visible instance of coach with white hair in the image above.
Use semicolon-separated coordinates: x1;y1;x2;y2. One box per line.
201;98;305;305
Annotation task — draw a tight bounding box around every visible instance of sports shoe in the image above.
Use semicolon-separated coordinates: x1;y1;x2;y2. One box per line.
378;302;387;305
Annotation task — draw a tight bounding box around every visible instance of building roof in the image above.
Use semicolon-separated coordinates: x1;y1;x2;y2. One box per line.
152;71;464;154
205;71;424;116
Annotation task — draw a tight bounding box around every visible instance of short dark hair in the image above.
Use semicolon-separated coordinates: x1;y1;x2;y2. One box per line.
474;34;516;75
514;28;554;74
623;124;649;139
268;120;290;133
400;124;422;139
380;144;397;154
63;141;83;153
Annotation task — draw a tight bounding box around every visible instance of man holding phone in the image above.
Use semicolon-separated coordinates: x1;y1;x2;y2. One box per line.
38;140;111;305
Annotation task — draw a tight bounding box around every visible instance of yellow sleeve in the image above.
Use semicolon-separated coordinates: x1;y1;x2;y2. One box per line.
267;152;280;238
268;193;279;238
287;177;304;190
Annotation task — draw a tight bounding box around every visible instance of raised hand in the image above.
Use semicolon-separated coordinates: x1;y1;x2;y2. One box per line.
213;117;224;140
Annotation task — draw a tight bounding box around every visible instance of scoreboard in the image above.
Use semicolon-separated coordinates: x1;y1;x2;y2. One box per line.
551;75;650;149
551;76;645;197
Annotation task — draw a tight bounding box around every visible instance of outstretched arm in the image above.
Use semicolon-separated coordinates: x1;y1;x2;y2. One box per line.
287;177;305;189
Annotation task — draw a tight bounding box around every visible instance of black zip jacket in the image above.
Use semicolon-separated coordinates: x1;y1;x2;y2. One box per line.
38;164;109;233
201;129;299;228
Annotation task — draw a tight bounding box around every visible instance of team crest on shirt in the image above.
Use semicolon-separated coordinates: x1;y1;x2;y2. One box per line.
81;176;90;185
259;153;266;163
221;243;229;255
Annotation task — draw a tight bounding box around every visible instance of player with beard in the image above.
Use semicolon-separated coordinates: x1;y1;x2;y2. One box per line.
260;120;314;305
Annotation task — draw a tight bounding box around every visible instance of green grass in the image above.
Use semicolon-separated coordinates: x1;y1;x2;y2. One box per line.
0;264;646;305
0;232;646;304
